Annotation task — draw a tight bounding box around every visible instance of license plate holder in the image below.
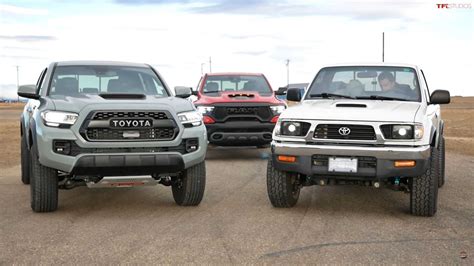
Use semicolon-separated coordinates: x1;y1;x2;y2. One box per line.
123;131;140;138
328;157;358;173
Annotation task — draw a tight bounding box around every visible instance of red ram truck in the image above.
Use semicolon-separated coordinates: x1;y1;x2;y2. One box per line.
193;73;286;147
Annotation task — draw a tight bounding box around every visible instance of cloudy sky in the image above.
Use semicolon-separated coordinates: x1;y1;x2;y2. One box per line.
0;0;472;99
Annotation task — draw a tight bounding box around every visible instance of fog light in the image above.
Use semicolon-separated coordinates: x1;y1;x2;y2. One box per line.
53;140;71;155
394;160;416;168
185;138;199;153
277;155;296;163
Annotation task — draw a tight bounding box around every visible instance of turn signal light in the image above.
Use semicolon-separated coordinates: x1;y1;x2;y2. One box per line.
394;160;416;168
270;115;279;123
202;115;215;124
277;155;296;163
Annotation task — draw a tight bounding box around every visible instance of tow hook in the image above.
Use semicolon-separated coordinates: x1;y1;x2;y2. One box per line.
159;176;172;186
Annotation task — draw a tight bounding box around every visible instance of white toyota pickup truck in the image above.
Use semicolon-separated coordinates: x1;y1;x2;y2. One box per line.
267;63;450;216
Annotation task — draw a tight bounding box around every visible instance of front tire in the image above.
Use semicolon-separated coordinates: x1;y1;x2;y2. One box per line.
30;147;58;212
172;161;206;206
266;158;300;208
20;135;30;185
410;147;439;217
438;136;446;188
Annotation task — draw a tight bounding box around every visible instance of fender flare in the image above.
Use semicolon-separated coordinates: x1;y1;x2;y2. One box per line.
27;119;39;156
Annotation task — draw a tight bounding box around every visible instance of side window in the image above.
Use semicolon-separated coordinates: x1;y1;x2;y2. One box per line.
36;68;47;94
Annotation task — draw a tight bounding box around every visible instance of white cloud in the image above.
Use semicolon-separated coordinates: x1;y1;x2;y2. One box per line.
0;4;48;16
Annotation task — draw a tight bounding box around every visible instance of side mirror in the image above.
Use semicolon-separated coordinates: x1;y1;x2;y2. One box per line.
174;86;192;98
275;87;287;96
191;90;199;96
17;85;40;99
430;90;450;104
287;88;302;102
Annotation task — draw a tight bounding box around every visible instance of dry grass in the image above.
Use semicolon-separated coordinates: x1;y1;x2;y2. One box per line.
0;98;472;168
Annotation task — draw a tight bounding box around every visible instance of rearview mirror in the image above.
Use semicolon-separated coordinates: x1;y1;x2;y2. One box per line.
174;86;192;98
275;87;287;96
357;71;378;78
17;85;40;99
287;88;302;102
430;90;450;105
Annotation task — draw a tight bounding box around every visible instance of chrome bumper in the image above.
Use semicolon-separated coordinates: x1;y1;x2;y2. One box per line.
272;141;431;160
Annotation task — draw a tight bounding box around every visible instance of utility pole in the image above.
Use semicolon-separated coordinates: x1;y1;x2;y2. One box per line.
285;59;290;86
16;66;20;102
382;32;385;62
201;63;205;75
209;57;212;73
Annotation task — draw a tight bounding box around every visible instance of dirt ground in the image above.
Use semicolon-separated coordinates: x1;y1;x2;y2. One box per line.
0;103;22;168
1;98;472;168
0;100;473;264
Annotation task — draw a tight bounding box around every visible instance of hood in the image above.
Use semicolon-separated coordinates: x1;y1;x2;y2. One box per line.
280;99;421;123
48;94;195;114
194;91;284;105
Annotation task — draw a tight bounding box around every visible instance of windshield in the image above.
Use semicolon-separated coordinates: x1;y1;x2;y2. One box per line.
306;66;421;102
48;65;169;97
202;75;272;95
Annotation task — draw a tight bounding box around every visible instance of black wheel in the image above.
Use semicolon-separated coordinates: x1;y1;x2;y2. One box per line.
30;146;58;212
172;161;206;206
438;136;446;188
266;158;300;208
20;135;30;185
257;143;271;149
410;147;439;217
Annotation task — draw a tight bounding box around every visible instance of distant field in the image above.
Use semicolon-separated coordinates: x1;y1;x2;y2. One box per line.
0;97;472;168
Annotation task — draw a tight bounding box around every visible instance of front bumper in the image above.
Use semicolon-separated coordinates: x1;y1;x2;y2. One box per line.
272;141;431;179
36;122;207;175
206;121;275;145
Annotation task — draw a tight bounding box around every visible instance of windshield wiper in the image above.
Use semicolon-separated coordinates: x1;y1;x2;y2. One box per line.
309;93;354;99
356;95;409;101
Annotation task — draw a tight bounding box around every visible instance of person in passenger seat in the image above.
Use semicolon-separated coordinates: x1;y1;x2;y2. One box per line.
378;71;412;96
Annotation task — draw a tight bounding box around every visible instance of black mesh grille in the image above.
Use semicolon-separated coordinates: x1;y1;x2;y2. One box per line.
82;111;177;141
92;111;168;120
314;124;376;140
86;128;175;140
212;106;272;121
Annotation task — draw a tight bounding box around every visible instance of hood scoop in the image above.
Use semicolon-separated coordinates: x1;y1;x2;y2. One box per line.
336;103;367;108
228;93;255;98
99;93;146;100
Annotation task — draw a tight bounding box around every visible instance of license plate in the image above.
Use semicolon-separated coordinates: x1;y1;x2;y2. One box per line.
328;157;358;173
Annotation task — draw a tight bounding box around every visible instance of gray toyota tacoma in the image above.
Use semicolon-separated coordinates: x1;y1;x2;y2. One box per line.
19;61;207;212
267;63;450;216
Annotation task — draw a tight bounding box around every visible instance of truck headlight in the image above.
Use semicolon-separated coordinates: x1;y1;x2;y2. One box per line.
196;106;214;115
270;105;286;114
280;121;310;136
178;111;202;127
41;111;78;128
392;125;413;139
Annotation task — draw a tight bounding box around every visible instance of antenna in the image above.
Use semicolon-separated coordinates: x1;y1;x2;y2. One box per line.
382;32;385;62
